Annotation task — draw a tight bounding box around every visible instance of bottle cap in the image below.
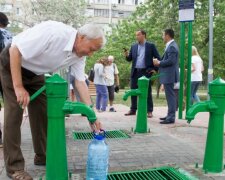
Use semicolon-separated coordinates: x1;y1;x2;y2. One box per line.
94;130;106;140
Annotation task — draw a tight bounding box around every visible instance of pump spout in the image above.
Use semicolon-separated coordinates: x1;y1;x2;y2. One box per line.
63;101;97;123
123;89;141;101
186;101;218;123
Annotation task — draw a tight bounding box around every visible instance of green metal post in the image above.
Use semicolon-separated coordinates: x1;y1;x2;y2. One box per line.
203;78;225;172
45;74;68;180
123;76;149;133
135;76;149;133
186;22;193;113
179;22;185;119
186;77;225;173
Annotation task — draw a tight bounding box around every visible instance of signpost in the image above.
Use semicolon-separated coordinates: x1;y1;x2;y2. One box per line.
178;0;195;119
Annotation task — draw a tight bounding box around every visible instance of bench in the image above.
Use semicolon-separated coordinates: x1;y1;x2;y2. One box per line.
88;81;96;96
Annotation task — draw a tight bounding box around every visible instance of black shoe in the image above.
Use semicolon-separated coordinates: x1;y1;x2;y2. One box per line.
160;120;175;124
34;154;46;166
125;110;136;116
159;117;167;120
109;107;116;112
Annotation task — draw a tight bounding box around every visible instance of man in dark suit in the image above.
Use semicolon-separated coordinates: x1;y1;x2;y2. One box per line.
153;29;179;124
124;30;160;118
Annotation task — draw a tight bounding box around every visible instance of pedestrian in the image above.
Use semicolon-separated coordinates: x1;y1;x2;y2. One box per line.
124;29;160;118
0;21;105;180
153;29;179;124
94;57;109;112
105;55;119;112
191;46;204;104
0;12;12;148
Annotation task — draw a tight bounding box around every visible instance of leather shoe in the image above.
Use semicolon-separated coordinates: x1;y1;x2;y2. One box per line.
160;120;175;124
125;111;136;116
159;117;167;120
147;112;153;118
34;154;46;166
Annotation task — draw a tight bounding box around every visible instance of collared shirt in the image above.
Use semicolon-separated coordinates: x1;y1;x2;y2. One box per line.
105;63;119;86
135;41;146;68
0;28;12;46
12;21;85;81
93;63;106;86
165;39;174;52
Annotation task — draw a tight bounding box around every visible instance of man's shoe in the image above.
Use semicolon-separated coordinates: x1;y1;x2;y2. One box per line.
159;117;167;121
109;107;116;112
147;112;153;118
7;170;33;180
125;110;136;116
160;120;175;124
34;154;46;166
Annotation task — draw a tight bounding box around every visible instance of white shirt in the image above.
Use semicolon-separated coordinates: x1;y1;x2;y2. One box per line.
104;63;119;86
191;55;203;81
11;21;85;81
165;39;174;51
93;63;106;86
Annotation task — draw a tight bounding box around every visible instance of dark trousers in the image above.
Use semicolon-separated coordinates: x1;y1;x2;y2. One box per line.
0;46;47;173
191;81;201;103
130;69;153;112
164;83;176;121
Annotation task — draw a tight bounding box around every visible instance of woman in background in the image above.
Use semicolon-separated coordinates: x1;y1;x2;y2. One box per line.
94;57;109;112
191;46;204;104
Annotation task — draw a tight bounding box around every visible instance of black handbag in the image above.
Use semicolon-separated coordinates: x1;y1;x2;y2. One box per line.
88;68;95;82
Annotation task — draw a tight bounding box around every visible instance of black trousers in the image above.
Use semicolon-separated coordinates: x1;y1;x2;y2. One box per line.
130;68;153;112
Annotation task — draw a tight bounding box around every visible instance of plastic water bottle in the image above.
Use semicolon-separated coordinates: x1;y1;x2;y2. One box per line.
86;131;109;180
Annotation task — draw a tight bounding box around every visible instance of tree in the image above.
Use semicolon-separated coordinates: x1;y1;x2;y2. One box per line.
87;0;225;88
13;0;87;28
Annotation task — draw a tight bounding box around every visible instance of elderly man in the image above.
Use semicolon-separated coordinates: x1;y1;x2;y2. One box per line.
0;21;105;180
105;55;119;112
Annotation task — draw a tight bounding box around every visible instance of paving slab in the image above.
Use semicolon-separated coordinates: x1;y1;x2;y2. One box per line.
0;104;225;180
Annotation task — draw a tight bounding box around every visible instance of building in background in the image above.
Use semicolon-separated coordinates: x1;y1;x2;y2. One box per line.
0;0;145;32
86;0;145;31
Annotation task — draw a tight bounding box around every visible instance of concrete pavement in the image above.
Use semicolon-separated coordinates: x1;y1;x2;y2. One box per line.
0;104;225;180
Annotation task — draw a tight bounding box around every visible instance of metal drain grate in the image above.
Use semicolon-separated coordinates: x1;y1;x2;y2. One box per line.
108;167;193;180
73;130;130;140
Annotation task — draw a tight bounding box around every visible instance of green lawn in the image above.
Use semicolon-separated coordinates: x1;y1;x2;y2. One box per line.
92;88;208;107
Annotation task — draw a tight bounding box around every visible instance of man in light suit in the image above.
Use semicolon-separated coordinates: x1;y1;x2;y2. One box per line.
153;29;179;124
124;30;160;118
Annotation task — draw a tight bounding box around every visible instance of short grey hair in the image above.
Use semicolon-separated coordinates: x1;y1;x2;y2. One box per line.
78;23;106;48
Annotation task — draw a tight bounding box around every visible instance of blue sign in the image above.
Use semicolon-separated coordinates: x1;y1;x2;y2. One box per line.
179;0;194;10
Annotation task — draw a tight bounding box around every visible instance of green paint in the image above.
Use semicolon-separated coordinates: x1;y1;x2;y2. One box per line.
45;74;68;180
179;22;185;119
123;76;149;133
63;101;96;123
186;77;225;173
28;73;97;179
30;85;46;102
186;22;193;113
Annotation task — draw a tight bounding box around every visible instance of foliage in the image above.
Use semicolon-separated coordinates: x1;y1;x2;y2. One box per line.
13;0;87;28
87;0;225;88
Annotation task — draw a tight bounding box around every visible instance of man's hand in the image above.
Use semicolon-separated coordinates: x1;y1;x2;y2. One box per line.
114;85;120;93
153;58;160;66
14;86;30;109
89;119;102;133
123;48;129;57
146;69;156;74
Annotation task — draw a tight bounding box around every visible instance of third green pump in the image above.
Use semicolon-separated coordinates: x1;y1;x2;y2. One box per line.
186;77;225;173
